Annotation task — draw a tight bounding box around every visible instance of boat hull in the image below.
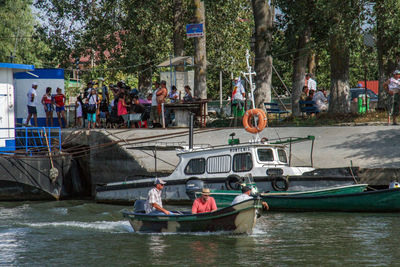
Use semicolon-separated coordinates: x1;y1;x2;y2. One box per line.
263;188;400;212
96;174;356;204
122;199;261;234
206;184;368;207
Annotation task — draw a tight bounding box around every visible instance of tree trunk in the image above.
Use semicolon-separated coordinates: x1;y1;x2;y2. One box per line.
194;0;207;99
308;51;316;75
376;1;393;110
291;28;310;116
328;33;350;113
173;0;185;71
251;0;274;108
138;63;152;93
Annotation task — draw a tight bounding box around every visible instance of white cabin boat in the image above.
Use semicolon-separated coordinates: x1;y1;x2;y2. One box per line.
96;135;356;204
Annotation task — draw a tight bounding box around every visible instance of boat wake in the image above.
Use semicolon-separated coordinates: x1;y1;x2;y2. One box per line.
19;220;133;233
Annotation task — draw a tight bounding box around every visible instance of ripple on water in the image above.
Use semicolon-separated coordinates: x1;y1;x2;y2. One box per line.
18;220;133;233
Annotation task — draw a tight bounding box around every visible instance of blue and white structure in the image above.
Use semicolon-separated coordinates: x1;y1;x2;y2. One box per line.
14;68;64;126
0;63;34;151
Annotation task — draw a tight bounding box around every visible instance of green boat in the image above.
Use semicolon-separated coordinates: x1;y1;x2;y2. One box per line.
260;188;400;212
196;184;368;208
122;198;262;234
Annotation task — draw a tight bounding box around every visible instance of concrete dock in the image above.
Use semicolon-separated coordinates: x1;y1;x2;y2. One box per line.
61;125;400;197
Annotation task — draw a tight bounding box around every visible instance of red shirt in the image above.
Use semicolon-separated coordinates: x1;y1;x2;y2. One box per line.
54;94;65;107
192;197;217;214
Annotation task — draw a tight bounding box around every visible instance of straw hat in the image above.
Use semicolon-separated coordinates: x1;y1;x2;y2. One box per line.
201;188;211;195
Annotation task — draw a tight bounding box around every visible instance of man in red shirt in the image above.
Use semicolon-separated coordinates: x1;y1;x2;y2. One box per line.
192;188;218;214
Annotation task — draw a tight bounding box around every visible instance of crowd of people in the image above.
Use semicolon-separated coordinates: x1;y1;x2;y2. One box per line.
76;80;195;129
25;79;196;129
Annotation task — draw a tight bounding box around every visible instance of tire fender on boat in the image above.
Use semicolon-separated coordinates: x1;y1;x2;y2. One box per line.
225;175;244;190
271;177;289;191
242;108;267;134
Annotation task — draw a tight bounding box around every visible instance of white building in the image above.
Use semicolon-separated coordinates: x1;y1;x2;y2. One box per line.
0;63;34;151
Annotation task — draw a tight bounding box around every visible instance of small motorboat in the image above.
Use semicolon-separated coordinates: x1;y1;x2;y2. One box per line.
122;198;262;234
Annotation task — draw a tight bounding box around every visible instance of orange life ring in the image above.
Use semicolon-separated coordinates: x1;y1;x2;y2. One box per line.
242;108;267;133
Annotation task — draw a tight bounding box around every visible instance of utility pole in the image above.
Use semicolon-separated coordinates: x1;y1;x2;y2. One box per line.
194;0;207;100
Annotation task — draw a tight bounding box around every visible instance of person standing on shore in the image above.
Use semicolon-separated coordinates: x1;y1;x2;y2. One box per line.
26;82;38;127
150;82;160;127
305;73;317;92
41;87;54;127
54;87;67;128
383;70;400;125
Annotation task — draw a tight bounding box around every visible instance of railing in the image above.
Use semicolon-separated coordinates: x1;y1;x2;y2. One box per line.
0;127;61;155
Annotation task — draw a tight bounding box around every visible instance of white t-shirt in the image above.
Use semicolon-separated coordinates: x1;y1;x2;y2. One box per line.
151;88;159;106
87;94;98;105
27;87;37;107
388;78;400;93
231;193;253;205
307;78;317;91
313;91;328;111
233;81;245;101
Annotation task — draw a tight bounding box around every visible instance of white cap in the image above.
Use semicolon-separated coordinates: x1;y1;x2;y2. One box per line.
234;77;239;80
154;178;166;185
32;82;38;86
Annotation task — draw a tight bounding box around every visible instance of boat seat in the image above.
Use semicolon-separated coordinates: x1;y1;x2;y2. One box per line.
134;200;146;213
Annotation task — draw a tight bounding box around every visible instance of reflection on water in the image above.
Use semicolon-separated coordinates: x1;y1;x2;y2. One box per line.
1;201;400;266
189;240;219;265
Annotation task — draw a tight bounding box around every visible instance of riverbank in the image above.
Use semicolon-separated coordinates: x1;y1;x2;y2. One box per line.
58;125;400;200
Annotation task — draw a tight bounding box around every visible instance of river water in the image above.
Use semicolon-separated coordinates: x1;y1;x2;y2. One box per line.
0;200;399;266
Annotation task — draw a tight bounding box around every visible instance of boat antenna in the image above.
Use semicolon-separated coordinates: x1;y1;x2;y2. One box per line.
242;50;256;110
242;50;260;141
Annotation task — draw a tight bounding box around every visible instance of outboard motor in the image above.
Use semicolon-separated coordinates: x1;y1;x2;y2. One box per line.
185;179;204;200
133;200;146;213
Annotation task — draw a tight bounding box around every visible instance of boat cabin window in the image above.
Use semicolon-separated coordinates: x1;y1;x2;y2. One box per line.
233;153;253;172
207;155;231;173
184;158;205;175
257;149;274;162
278;149;288;163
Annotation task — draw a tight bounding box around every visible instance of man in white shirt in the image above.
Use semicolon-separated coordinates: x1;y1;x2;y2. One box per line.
150;81;160;127
26;82;38;127
231;186;269;210
232;77;246;116
305;73;317;92
232;77;245;101
313;88;328;112
384;70;400;125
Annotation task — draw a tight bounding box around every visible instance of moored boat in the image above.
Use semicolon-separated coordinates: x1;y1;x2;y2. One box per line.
96;135;358;204
201;184;369;207
260;188;400;212
122;198;262;234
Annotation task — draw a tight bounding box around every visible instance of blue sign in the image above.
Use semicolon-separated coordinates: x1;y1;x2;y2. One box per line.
186;24;204;38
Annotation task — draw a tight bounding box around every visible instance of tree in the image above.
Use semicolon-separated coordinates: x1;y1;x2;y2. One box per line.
193;0;207;99
251;0;274;108
275;0;316;116
0;0;49;65
326;0;363;113
374;0;400;109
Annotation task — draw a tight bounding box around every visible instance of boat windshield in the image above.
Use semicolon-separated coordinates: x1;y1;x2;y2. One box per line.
277;149;288;163
257;149;274;162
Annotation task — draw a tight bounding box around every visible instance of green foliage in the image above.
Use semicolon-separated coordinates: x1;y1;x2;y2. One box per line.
0;0;49;65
